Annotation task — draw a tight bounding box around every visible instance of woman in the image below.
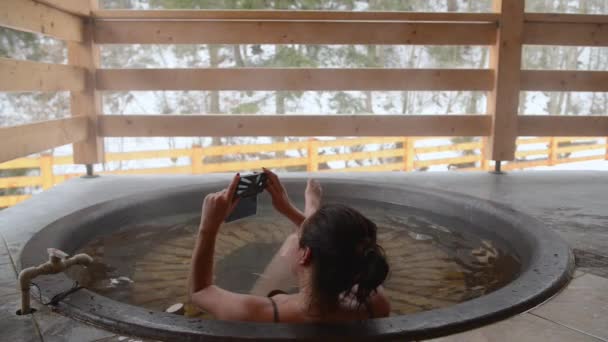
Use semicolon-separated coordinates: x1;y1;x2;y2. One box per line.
189;170;390;323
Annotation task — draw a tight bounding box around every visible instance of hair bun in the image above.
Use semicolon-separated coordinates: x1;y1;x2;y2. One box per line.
356;246;389;302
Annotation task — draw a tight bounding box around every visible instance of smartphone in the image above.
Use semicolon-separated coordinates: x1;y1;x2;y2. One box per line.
234;172;268;198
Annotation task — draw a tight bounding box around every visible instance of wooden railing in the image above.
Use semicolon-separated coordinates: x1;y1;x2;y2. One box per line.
1;0;608;200
2;136;606;208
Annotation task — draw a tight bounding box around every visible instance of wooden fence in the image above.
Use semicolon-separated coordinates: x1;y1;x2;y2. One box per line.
2;136;606;208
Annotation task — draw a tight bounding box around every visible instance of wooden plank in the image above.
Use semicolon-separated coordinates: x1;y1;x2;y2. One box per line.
0;158;40;169
204;141;309;156
524;22;608;46
317;137;399;148
96;68;493;92
518;116;608;137
516;137;551;144
0;195;31;207
487;0;525;161
525;13;608;24
94;10;500;22
203;157;307;173
0;0;83;41
0;58;85;92
515;149;548;158
99;115;492;137
0;117;88;163
35;0;90;16
318;149;403;163
414;155;480;168
323;162;403;173
521;70;608;92
94;20;496;45
415;141;481;154
104;149;191;162
0;176;42;188
102;166;191;175
68;2;104;165
556;144;605;154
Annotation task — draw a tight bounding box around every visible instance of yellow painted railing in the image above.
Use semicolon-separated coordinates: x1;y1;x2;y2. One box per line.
1;137;607;208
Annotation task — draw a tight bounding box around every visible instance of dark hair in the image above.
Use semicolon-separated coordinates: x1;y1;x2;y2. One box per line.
299;204;389;312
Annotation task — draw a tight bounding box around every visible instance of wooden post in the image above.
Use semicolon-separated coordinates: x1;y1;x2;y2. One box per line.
191;145;204;174
39;153;54;190
403;138;415;171
68;0;104;165
480;137;490;170
487;0;525;163
549;137;558;166
307;138;319;172
605;137;608;161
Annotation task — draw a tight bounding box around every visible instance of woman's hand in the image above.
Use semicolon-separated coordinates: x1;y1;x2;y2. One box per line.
200;174;240;233
263;168;305;227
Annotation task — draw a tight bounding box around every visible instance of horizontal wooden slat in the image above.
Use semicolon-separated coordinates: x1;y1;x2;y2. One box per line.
204;141;309;156
0;0;83;41
0;117;88;163
556;144;605;154
35;0;90;16
521;70;608;92
415;141;481;154
316;137;399;148
516;137;551;144
93;10;500;22
318;149;403;163
0;195;31;207
324;162;403;173
0;58;85;92
203;157;307;173
96;68;493;91
524;22;608;46
99;115;492;137
104;149;191;162
503;159;548;170
94;20;496;45
516;149;548;158
414;155;480;168
103;166;191;175
0;176;42;188
0;158;40;169
525;13;608;24
518;116;608;137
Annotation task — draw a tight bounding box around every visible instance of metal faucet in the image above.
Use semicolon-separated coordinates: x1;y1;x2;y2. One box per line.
18;248;93;314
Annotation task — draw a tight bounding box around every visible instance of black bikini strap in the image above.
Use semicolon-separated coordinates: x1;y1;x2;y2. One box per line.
268;297;280;323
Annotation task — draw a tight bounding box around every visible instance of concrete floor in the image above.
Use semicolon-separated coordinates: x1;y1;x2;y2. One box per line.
0;171;607;342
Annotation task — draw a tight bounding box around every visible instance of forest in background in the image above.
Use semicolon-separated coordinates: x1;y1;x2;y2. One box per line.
0;0;606;189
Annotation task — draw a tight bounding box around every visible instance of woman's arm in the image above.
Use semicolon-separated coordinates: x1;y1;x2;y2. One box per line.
263;168;306;228
189;175;272;321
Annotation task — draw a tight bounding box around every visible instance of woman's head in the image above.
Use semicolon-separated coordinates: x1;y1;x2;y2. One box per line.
296;204;389;311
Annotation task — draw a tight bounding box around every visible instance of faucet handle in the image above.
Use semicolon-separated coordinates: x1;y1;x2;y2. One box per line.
47;248;69;260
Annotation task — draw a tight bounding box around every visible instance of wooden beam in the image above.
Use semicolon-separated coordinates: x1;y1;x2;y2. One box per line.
518;116;608;137
525;13;608;24
521;70;608;92
487;0;525;161
68;1;104;165
98;115;491;137
35;0;90;16
0;0;83;41
96;68;493;91
0;117;88;163
0;58;85;92
524;22;608;46
94;20;496;45
93;10;500;22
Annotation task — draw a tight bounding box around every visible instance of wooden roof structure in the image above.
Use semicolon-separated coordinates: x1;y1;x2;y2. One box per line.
1;0;607;166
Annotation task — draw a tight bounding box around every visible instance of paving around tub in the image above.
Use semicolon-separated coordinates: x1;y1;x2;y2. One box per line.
0;172;607;342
